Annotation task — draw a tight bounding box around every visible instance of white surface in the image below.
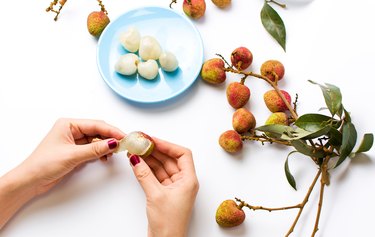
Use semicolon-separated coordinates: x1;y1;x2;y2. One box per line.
0;0;374;237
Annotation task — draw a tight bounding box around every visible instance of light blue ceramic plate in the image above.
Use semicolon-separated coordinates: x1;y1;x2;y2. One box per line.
97;6;204;104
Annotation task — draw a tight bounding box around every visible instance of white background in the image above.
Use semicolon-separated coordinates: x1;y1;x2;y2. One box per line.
1;0;375;236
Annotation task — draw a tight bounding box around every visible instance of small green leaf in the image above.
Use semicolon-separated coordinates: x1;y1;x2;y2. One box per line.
344;108;351;123
255;124;290;137
284;151;298;190
329;128;343;147
335;122;357;168
350;133;374;157
261;3;286;51
309;81;342;117
295;113;334;131
291;140;325;158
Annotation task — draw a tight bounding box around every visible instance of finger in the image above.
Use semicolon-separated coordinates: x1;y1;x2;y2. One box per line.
145;156;173;184
151;149;180;177
69;119;125;140
129;155;161;195
72;138;118;162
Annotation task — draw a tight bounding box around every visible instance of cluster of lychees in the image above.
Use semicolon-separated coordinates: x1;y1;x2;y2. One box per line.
201;46;295;153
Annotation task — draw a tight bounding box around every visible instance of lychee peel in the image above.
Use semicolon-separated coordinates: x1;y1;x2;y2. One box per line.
226;82;250;109
219;130;243;153
116;131;154;158
232;108;256;134
87;11;110;37
263;89;291;112
201;58;226;84
216;200;246;228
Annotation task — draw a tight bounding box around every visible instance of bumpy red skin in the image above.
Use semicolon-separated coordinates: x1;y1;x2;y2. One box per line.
263;90;291;112
219;130;243;153
183;0;206;19
260;60;285;82
226;82;250;109
87;11;110;37
201;58;226;84
216;200;246;227
232;108;256;134
230;47;253;71
139;132;155;158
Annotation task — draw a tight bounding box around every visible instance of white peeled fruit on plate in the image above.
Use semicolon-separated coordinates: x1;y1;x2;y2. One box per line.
159;51;179;72
139;36;162;60
119;26;141;53
137;59;159;80
114;53;139;76
116;131;154;157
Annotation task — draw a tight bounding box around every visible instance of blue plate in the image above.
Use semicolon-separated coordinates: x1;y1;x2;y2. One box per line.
97;6;204;104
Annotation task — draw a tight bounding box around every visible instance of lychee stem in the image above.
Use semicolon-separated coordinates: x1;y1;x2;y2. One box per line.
241;134;291;146
266;0;287;9
169;0;178;8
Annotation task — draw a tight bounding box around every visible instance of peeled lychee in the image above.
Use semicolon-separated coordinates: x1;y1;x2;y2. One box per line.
216;200;246;227
260;60;285;82
114;53;139;76
119;26;141;52
183;0;206;20
139;36;162;60
137;60;159;80
226;82;250;109
159;52;179;72
232;108;256;134
263;89;291;112
219;130;243;153
87;11;110;37
231;47;253;71
201;58;226;84
116;131;154;158
212;0;231;8
265;112;289;125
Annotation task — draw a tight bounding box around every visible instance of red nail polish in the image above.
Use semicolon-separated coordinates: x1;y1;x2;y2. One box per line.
108;139;117;149
130;154;140;166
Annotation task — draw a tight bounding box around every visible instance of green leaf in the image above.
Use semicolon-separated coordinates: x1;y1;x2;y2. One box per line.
344;108;351;123
291;140;326;158
256;124;327;141
284;151;298;190
255;124;290;137
350;133;374;157
329;128;343;147
309;81;342;117
261;3;286;51
335;122;357;168
295;114;334;131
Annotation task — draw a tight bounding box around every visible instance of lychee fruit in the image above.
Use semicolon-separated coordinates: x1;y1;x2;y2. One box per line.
219;130;243;153
265;112;289;125
231;47;253;71
216;200;246;227
232;108;256;134
201;58;226;84
226;82;250;109
263;89;291;112
211;0;231;8
116;131;154;158
87;11;110;37
183;0;206;20
260;60;285;82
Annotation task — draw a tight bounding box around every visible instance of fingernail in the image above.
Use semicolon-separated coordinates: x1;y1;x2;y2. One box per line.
130;154;140;166
108;139;117;150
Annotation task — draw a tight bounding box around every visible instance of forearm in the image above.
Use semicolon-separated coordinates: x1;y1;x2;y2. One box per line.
0;167;36;229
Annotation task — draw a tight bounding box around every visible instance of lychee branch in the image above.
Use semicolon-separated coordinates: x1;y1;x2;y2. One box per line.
241;134;291;146
266;0;287;9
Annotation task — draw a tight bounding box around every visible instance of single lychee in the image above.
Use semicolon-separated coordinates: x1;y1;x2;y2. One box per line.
216;200;246;227
260;60;285;82
87;11;110;37
226;82;250;109
201;58;226;84
232;108;256;134
211;0;231;8
265;112;289;125
263;89;291;112
231;47;253;71
116;131;154;158
219;130;243;153
183;0;206;20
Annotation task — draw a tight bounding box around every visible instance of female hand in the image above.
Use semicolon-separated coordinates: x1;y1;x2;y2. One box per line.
129;138;199;237
0;118;125;229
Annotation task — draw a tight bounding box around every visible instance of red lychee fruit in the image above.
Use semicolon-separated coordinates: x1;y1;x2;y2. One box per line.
183;0;206;19
216;200;246;227
87;11;110;37
201;58;226;84
260;60;285;82
263;89;291;112
226;82;250;109
211;0;231;8
230;47;253;71
232;108;256;133
265;112;289;125
219;130;243;153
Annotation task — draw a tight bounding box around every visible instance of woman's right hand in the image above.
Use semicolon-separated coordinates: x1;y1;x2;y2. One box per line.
129;138;199;237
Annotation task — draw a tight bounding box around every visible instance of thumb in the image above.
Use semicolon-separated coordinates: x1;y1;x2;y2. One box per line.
74;138;118;162
129;155;160;195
